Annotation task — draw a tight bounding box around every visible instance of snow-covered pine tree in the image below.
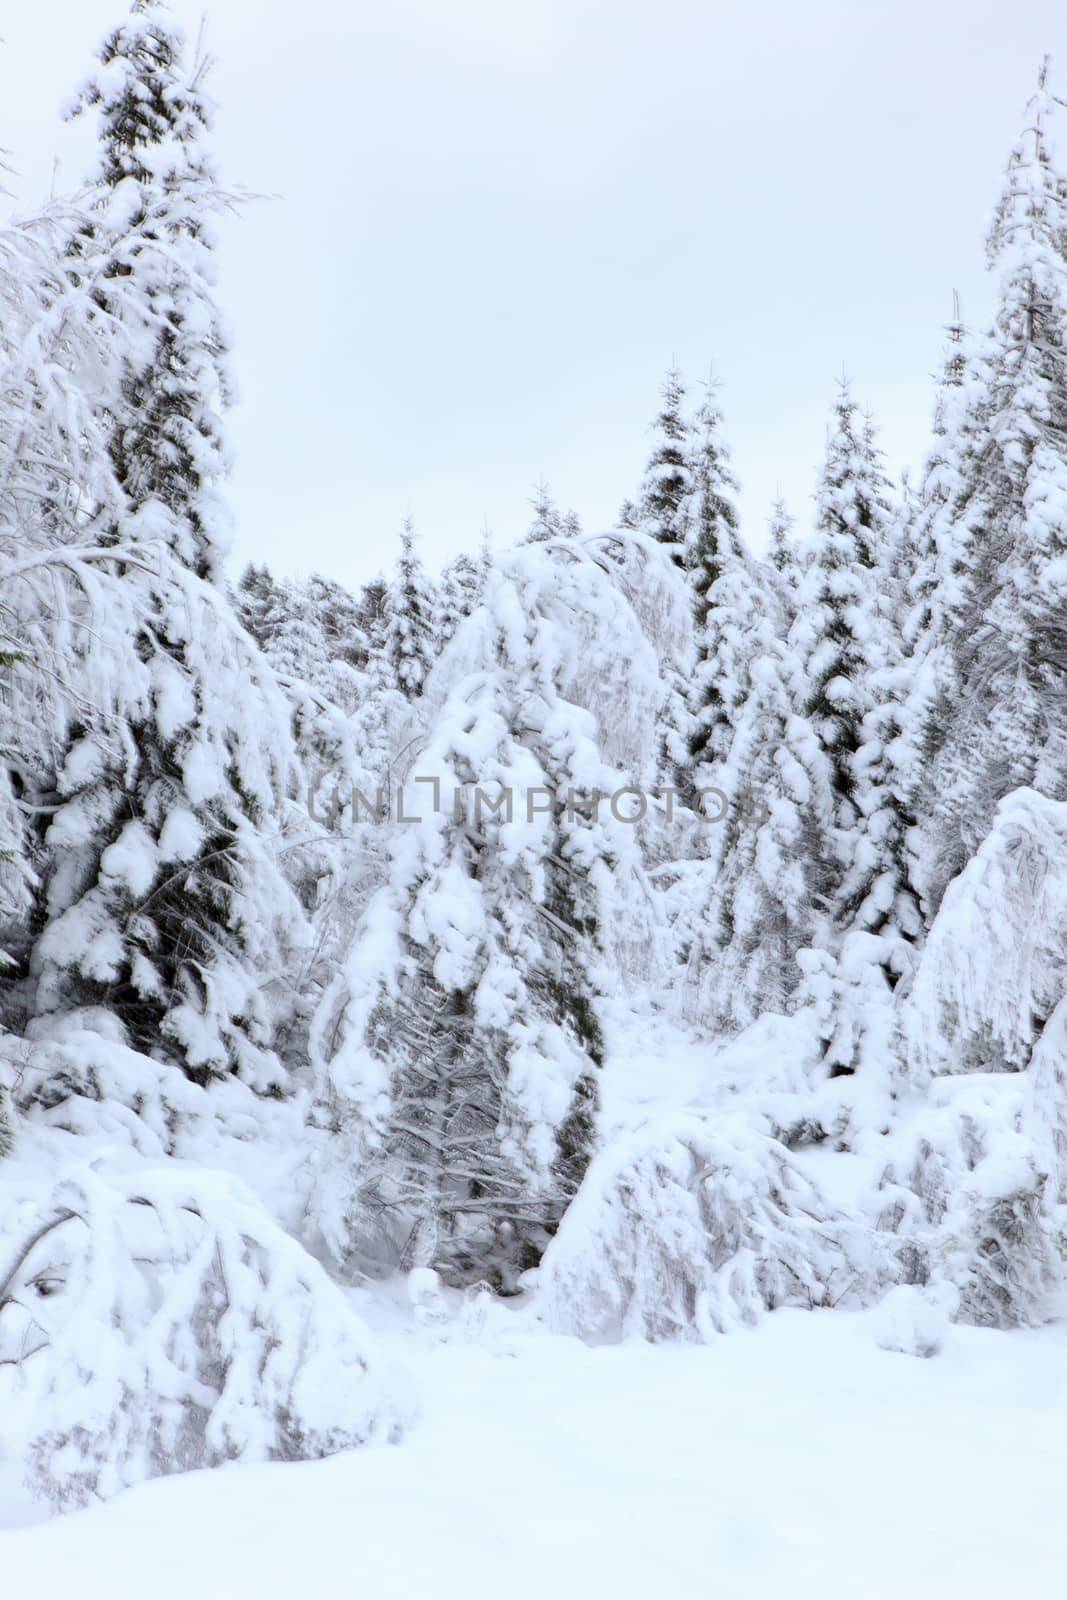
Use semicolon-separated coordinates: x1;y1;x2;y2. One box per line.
437;541;490;645
890;297;975;914
671;378;748;804
4;1165;405;1507
832;413;920;958
251;571;367;709
28;3;306;1090
900;296;969;659
67;0;234;584
518;485;581;549
234;562;279;650
777;385;924;1078
765;496;800;620
521;481;563;544
684;628;816;1031
917;63;1067;913
636;367;690;564
0;179;155;1001
789;379;895;914
355;574;389;656
693;385;910;1050
31;581;306;1090
311;544;652;1288
381;517;437;700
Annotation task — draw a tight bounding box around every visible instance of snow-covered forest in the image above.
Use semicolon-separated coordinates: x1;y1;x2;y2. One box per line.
4;2;1067;1586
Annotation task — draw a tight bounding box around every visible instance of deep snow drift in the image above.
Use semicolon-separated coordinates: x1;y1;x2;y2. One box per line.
3;1291;1065;1600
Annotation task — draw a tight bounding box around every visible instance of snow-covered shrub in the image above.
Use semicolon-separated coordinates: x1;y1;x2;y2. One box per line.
876;1074;1063;1327
538;1114;886;1342
0;1163;405;1511
1027;992;1067;1204
0;1023;317;1229
4;1019;209;1155
872;1284;956;1358
903;789;1067;1081
790;933;906;1143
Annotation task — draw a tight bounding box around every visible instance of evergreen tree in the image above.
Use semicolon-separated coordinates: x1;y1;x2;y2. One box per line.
29;2;306;1088
793;379;894;860
892;297;973;895
311;547;640;1287
437;540;491;644
674;379;747;797
918;64;1067;910
519;484;580;548
68;0;234;583
0;166;149;997
252;571;367;706
766;496;800;619
900;298;970;636
685;626;816;1030
636;367;690;563
234;562;279;650
522;481;563;544
381;518;437;700
696;385;909;1041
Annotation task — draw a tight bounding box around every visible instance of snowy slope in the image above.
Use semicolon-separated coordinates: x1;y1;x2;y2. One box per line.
3;1302;1064;1599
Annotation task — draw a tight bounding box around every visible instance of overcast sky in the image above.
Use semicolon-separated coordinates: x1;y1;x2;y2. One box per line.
2;0;1063;588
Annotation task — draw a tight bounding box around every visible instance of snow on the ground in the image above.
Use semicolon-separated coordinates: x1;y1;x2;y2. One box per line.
2;1297;1064;1599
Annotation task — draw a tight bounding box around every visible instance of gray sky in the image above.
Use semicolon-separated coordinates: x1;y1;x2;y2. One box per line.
2;0;1063;588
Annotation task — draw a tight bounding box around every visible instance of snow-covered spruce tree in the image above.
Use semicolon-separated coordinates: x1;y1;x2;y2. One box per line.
251;570;368;711
661;383;804;1022
636;366;690;564
683;632;817;1031
899;297;970;661
874;1069;1061;1329
247;564;414;1061
28;4;306;1089
381;517;437;701
889;304;975;862
671;378;748;802
311;544;653;1288
0;177;170;1007
693;383;887;1025
234;561;278;649
916;64;1067;913
796;379;894;840
904;787;1067;1081
31;577;306;1089
765;496;800;620
692;386;913;1061
520;481;564;545
437;540;490;645
787;387;924;1078
66;0;234;583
